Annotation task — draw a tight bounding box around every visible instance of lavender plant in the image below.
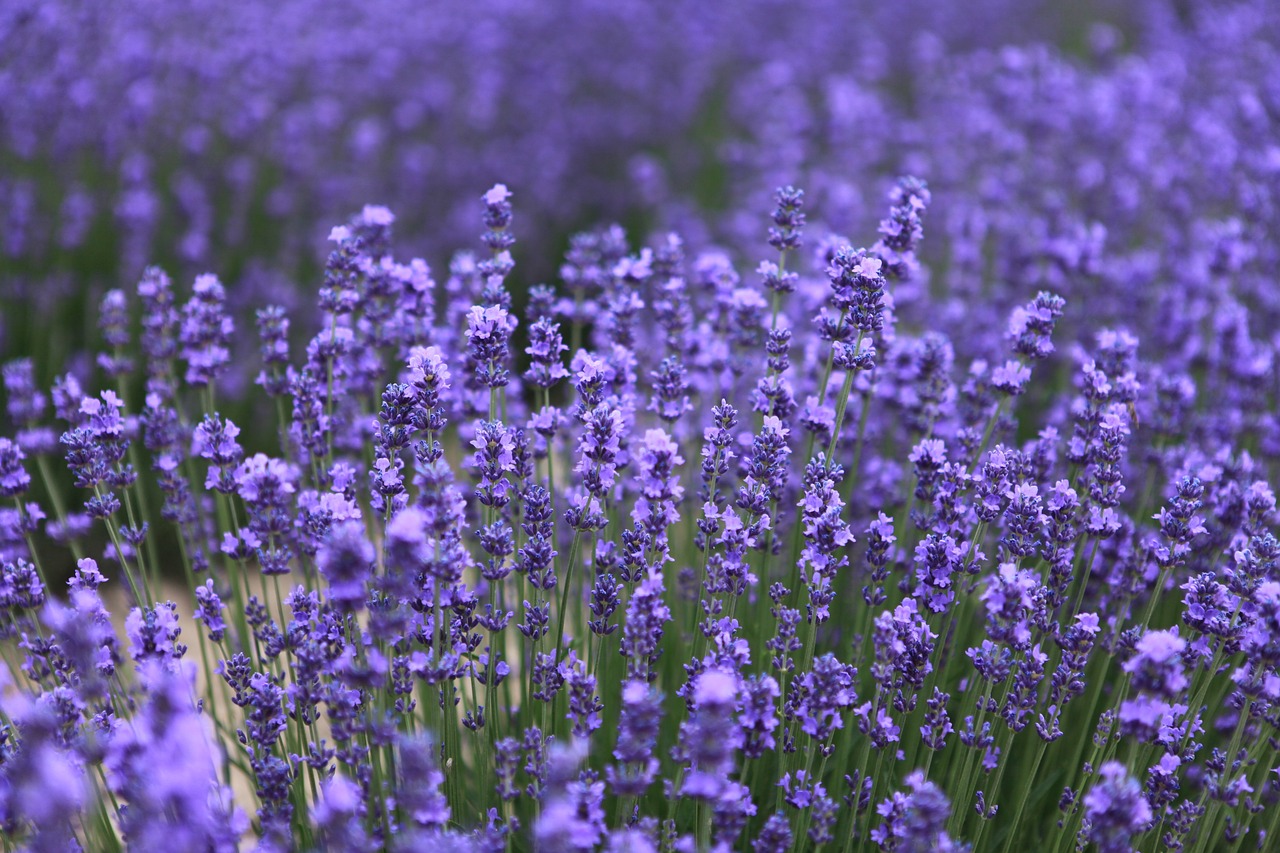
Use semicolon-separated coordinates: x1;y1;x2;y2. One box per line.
1;166;1276;852
2;4;1280;851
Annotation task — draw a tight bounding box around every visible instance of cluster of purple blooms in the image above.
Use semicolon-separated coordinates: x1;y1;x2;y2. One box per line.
0;167;1275;851
2;3;1280;852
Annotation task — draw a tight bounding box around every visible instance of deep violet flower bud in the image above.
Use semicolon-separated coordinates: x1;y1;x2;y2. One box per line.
560;651;604;738
589;573;620;637
136;267;180;389
739;674;780;758
125;601;187;670
567;351;609;421
517;483;557;590
1083;762;1152;853
797;473;854;624
576;401;625;497
1;557;45;613
407;345;451;416
827;246;886;332
743;415;791;507
1038;612;1100;741
471;419;516;509
1153;476;1206;570
862;512;897;607
870;598;935;712
758;259;798;297
982;563;1039;650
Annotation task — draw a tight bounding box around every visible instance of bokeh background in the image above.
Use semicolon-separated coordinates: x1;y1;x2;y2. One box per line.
2;0;1277;435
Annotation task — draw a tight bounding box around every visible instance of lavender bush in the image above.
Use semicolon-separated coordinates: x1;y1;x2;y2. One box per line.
3;2;1280;852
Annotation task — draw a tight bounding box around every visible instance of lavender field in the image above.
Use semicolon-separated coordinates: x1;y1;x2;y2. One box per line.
1;1;1279;851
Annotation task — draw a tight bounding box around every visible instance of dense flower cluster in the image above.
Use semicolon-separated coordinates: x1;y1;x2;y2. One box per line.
2;3;1280;852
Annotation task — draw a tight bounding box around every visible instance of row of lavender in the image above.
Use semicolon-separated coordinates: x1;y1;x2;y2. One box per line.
1;171;1276;852
0;0;1045;279
7;3;1278;360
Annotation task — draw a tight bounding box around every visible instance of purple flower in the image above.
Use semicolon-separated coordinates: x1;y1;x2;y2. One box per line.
525;315;570;388
125;601;187;669
106;662;244;851
632;428;684;541
97;288;133;378
873;176;931;279
913;533;962;614
576;401;626;498
609;680;663;796
314;776;372;853
317;520;374;611
753;813;794;853
871;771;964;852
0;438;31;497
991;359;1032;396
535;741;604;850
254;305;291;396
398;734;451;830
768;186;806;254
676;669;740;801
621;572;671;683
828;246;887;337
794;654;857;745
1;700;89;849
192;413;243;494
465;304;515;388
648;356;692;423
1083;762;1152;853
1122;629;1188;697
3;358;47;429
1008;291;1066;362
481;183;515;255
194;578;228;643
560;651;604;738
179;273;233;387
982;563;1039;650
